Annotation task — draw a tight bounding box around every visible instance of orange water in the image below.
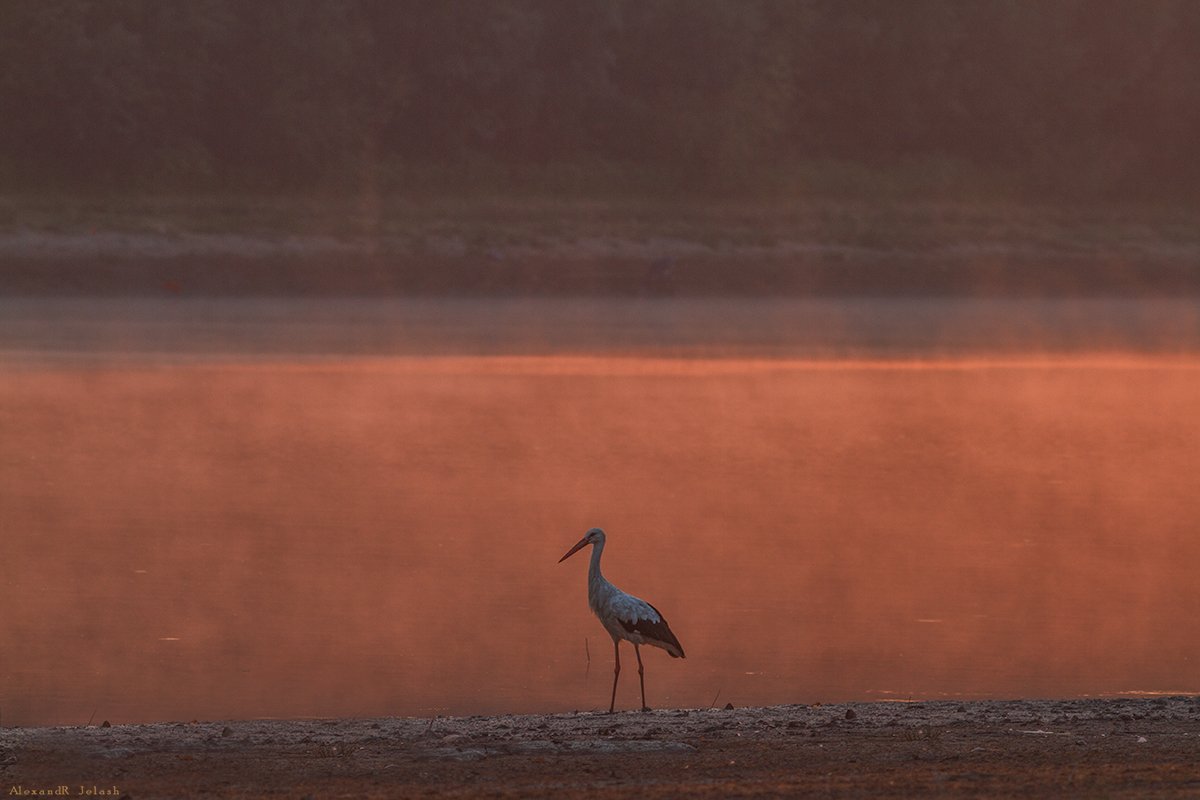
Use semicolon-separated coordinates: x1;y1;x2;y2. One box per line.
3;353;1198;726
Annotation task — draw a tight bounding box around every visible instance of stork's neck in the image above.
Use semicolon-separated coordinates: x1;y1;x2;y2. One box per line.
586;536;619;606
588;537;606;586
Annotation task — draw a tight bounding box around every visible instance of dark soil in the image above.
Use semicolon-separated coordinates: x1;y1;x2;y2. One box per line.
5;698;1200;798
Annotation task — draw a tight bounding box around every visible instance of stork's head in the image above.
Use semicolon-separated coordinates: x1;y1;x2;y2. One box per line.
558;527;605;562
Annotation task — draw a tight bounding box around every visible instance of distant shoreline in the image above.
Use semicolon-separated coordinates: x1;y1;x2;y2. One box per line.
5;697;1200;797
4;194;1199;297
3;241;1199;298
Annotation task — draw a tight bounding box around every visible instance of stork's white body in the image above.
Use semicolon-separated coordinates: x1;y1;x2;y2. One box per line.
584;540;685;656
560;528;684;712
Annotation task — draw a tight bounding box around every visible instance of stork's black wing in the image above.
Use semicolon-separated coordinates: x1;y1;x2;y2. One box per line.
619;604;685;658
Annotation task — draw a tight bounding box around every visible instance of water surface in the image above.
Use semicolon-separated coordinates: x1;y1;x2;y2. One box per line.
3;298;1199;725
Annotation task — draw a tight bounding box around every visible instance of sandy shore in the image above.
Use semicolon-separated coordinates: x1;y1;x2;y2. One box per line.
4;698;1200;798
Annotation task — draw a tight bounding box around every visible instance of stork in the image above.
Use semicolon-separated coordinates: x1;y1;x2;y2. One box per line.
558;527;685;713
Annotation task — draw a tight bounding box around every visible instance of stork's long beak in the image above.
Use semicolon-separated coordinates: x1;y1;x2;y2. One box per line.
558;536;590;563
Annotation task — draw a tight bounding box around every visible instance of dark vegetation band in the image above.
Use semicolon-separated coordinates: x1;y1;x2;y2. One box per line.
2;0;1197;200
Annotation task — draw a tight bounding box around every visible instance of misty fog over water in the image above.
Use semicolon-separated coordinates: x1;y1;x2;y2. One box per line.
3;296;1200;359
3;296;1199;727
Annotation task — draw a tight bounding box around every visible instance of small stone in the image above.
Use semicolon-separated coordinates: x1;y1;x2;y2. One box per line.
724;703;735;711
845;709;857;720
101;720;111;728
221;726;233;737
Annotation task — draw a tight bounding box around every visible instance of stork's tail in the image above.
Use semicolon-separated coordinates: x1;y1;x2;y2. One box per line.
661;625;685;659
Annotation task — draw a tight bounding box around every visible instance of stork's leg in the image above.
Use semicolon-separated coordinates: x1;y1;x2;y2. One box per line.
608;638;621;714
635;644;649;712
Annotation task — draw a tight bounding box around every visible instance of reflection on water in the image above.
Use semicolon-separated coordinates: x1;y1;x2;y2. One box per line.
3;302;1200;726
